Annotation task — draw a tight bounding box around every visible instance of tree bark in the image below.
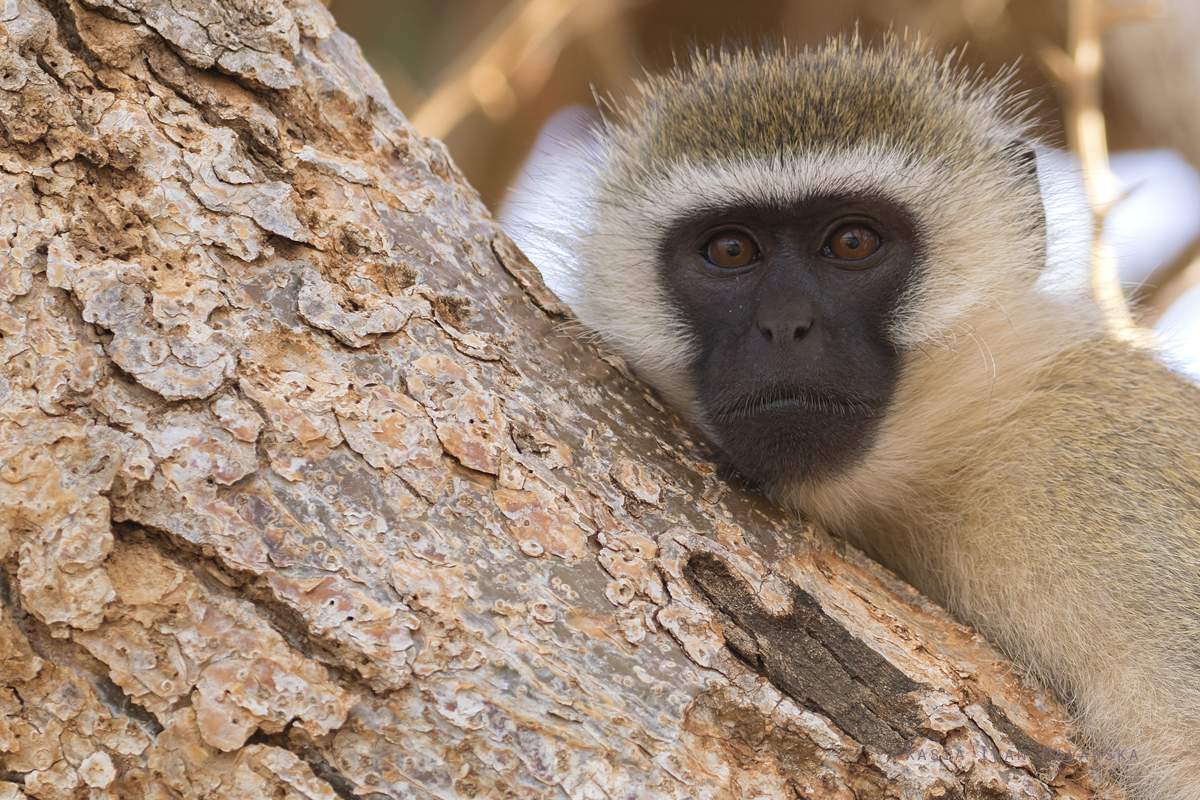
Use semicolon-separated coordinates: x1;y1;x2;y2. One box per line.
0;1;1115;798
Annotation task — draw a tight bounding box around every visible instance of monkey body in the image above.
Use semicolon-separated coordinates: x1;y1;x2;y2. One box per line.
807;291;1200;798
518;39;1200;798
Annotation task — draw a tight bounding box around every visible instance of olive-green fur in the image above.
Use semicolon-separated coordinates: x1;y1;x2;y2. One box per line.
606;37;1030;179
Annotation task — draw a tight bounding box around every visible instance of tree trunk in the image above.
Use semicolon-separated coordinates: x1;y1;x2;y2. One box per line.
0;2;1115;798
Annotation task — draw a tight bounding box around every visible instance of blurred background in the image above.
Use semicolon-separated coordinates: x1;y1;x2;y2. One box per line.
329;0;1200;378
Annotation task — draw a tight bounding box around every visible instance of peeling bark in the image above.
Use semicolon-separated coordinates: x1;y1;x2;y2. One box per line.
0;2;1117;798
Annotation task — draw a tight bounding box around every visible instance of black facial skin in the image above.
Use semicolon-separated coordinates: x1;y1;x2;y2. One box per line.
659;196;921;490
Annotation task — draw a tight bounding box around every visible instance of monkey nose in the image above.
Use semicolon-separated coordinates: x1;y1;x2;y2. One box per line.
757;319;812;344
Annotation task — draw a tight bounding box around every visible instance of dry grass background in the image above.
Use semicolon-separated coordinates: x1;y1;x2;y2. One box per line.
328;0;1155;208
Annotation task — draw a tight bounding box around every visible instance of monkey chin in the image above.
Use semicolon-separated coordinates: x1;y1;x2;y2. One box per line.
705;393;885;493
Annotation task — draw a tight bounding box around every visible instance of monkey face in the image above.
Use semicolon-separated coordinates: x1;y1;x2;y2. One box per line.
551;43;1047;496
658;195;920;490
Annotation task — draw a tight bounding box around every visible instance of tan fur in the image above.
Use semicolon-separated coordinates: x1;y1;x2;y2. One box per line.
797;292;1200;799
522;36;1200;799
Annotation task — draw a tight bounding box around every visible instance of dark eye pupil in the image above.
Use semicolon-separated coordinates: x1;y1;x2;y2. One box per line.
825;224;880;263
705;232;759;267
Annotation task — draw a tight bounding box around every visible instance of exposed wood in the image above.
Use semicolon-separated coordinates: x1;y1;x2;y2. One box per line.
0;1;1117;798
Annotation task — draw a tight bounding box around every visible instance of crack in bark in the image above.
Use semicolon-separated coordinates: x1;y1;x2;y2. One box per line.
1;563;166;736
683;550;1061;783
683;551;927;757
245;728;383;800
112;522;369;687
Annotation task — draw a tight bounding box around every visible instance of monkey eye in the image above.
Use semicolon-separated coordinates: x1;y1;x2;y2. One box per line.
823;224;881;263
704;231;760;268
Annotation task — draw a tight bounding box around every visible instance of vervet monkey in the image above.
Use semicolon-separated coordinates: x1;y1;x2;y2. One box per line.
507;38;1200;800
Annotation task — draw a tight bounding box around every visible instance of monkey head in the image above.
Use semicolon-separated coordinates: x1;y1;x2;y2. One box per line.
551;39;1048;494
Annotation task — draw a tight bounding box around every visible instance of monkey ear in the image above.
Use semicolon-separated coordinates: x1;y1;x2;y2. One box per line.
1005;138;1039;178
1006;138;1049;264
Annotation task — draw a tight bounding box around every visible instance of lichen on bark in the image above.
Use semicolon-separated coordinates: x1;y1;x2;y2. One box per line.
0;1;1115;797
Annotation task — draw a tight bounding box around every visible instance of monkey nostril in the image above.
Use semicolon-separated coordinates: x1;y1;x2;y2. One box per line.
760;322;810;344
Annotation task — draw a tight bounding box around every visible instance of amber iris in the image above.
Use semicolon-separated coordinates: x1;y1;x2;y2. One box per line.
825;225;881;261
705;232;759;267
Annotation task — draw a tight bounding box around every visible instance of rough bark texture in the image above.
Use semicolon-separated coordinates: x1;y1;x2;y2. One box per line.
0;2;1116;798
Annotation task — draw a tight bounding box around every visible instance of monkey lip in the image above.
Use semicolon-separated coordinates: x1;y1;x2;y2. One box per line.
711;390;880;421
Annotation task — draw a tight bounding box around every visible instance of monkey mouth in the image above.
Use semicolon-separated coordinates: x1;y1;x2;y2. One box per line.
711;388;880;421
